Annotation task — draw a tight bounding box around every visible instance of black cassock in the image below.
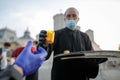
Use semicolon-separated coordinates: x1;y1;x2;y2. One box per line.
45;27;107;80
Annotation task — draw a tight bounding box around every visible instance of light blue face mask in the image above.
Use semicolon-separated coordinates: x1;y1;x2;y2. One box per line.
66;20;77;30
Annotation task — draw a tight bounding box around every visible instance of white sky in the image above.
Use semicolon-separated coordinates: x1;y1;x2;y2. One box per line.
0;0;120;50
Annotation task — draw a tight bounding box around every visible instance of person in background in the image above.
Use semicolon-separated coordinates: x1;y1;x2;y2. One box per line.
12;40;39;80
0;42;11;71
39;7;107;80
30;40;38;54
0;40;47;80
4;42;12;66
3;42;11;52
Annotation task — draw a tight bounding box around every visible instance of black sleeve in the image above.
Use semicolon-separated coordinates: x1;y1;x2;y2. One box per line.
0;65;23;80
82;33;108;78
81;32;93;51
81;33;99;78
85;59;99;78
45;44;53;60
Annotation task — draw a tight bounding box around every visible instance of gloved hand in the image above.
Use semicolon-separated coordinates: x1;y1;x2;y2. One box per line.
14;41;47;76
38;30;47;46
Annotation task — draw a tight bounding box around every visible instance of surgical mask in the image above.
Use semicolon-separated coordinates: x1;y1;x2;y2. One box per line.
66;20;77;30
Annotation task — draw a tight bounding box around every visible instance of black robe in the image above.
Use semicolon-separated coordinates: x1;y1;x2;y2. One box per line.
46;27;99;80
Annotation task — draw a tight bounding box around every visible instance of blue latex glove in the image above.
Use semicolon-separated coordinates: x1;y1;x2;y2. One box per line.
14;41;47;76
